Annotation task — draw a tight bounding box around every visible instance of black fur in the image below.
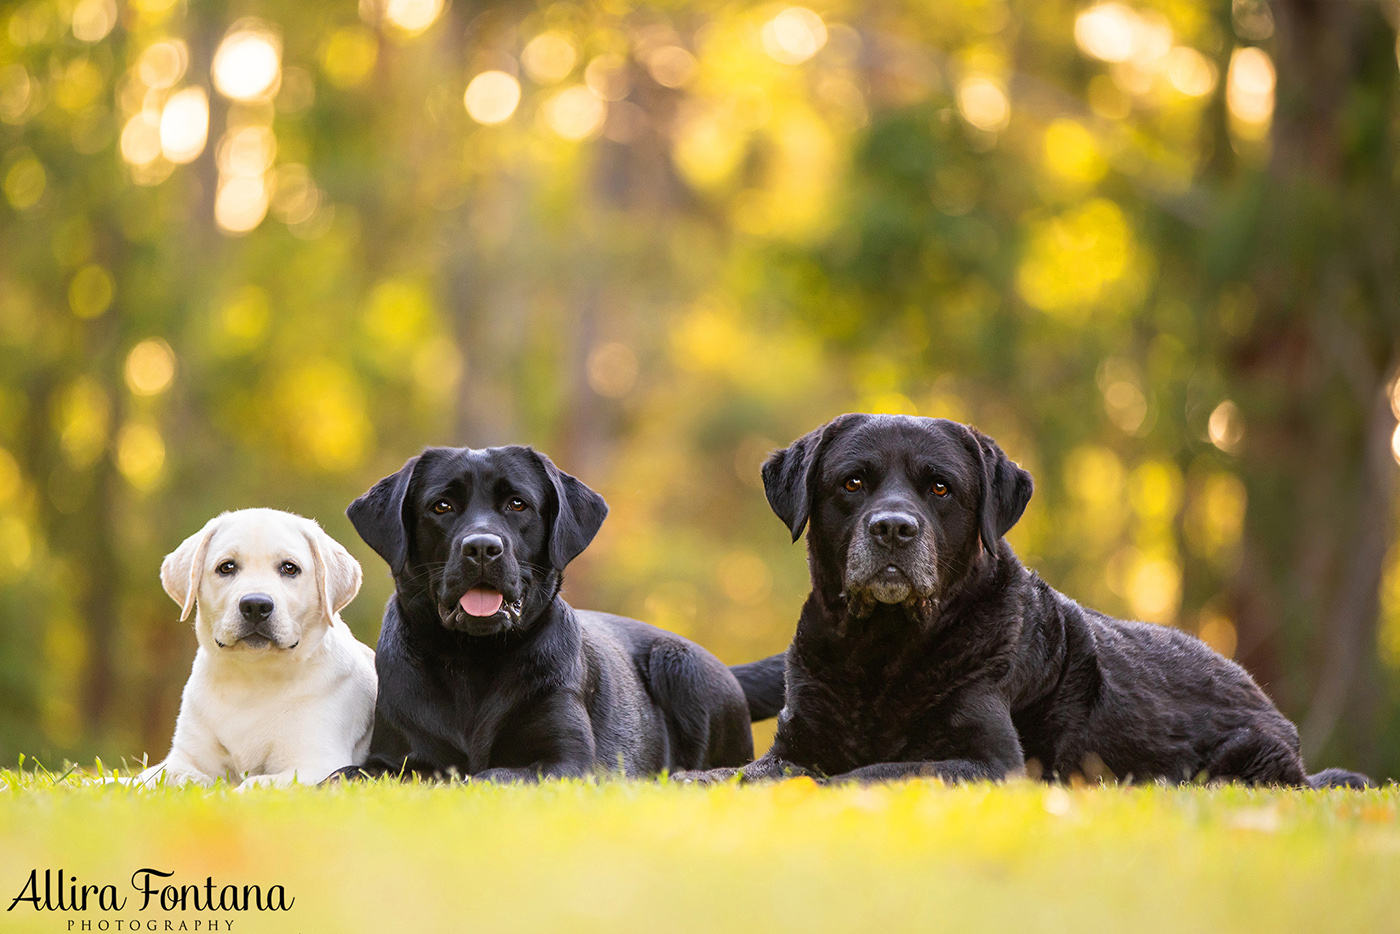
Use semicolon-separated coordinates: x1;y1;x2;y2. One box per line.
686;414;1373;788
331;445;779;782
729;654;787;720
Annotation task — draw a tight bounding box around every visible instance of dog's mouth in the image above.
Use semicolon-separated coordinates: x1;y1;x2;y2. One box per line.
843;560;940;616
439;586;525;634
215;632;298;651
861;564;914;604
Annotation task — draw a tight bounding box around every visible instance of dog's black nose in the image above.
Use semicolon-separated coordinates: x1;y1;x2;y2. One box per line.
239;593;275;623
461;533;505;564
869;511;920;548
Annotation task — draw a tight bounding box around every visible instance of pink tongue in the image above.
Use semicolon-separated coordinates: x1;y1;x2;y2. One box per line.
460;588;505;617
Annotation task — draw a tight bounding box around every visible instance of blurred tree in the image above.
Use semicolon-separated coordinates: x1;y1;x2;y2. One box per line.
0;0;1397;776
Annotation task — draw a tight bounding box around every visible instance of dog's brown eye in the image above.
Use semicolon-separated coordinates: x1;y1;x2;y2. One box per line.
216;560;237;576
430;500;453;515
279;561;300;577
506;496;527;512
932;481;949;497
844;477;863;493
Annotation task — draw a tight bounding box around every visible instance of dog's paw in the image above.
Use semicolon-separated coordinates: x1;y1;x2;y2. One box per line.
669;767;742;785
321;765;375;784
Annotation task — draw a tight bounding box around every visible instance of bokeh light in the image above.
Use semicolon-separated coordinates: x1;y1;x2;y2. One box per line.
1074;3;1137;62
321;27;379;88
585;54;630;101
587;343;640;398
218;126;277;178
138;41;189;89
545;86;607;140
1208;400;1244;453
213;24;282;102
215;176;270;234
159;88;209;164
1227;46;1275;133
124;339;177;396
465;71;522;125
716;550;773;605
761;7;828;65
68;264;113;319
120;113;162;167
70;0;116;43
522;33;578;84
270;164;323;226
2;154;45;209
0;65;32;124
1127;554;1181;623
1166;47;1217;97
383;0;445;35
957;75;1011;132
0;447;20;505
1198;608;1239;658
1043;119;1107;186
380;0;445;35
645;46;698;88
116;423;166;490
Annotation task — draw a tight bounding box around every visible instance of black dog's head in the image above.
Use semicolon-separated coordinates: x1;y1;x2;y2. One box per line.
763;414;1032;617
347;446;608;637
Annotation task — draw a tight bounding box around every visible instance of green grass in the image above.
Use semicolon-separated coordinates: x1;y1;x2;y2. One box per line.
1;768;1398;933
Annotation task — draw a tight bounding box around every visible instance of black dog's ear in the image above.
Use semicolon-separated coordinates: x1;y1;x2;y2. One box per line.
531;450;608;570
347;455;422;577
762;415;858;542
970;429;1033;553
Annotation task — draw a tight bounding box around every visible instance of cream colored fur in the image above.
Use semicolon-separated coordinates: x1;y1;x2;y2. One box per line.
137;508;376;788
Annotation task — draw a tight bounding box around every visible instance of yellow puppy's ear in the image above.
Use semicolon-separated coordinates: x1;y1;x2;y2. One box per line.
307;525;363;624
160;518;219;622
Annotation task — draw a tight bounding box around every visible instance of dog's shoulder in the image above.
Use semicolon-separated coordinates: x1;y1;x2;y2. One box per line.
575;609;675;651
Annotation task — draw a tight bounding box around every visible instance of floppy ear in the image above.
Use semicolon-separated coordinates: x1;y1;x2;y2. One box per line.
762;415;858;542
306;523;363;624
970;428;1034;552
531;450;608;570
160;517;220;622
347;456;420;576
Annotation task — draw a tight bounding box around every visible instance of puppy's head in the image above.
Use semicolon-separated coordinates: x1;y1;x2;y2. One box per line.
161;509;362;655
763;414;1032;617
348;446;607;637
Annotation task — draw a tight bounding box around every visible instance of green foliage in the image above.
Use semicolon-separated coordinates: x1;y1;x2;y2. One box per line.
1;0;1399;778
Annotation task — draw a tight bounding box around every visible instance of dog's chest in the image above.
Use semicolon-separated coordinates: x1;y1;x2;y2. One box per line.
207;696;300;777
791;645;962;768
398;661;519;770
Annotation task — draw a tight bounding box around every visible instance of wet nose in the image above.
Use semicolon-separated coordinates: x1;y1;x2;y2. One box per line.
461;533;505;564
869;511;920;549
238;593;275;623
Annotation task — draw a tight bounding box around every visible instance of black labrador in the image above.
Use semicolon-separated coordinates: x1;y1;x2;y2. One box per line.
685;414;1371;787
332;444;785;782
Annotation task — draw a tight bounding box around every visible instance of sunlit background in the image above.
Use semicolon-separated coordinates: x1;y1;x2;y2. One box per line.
1;0;1399;776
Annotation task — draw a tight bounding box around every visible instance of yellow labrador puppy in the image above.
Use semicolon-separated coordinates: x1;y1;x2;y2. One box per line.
137;508;376;788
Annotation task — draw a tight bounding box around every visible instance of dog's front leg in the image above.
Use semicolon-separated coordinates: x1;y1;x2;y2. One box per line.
472;761;593;784
828;759;1022;784
236;758;350;790
234;771;302;791
131;756;219;788
672;753;817;784
321;756;446;783
469;695;598;783
829;689;1025;785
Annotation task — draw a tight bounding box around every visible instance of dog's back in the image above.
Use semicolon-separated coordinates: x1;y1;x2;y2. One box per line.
579;611;755;771
1011;582;1313;784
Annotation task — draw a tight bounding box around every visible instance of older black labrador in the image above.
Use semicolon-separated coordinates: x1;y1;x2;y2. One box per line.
334;445;784;782
686;414;1370;787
